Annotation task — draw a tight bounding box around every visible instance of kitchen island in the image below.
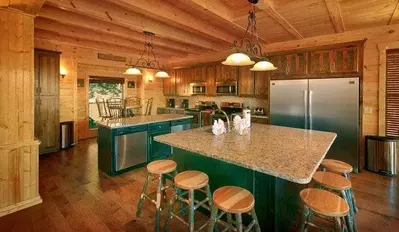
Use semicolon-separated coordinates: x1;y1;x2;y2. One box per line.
97;114;192;176
155;124;336;231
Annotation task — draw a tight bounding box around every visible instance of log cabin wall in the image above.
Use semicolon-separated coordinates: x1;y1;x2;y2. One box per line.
34;41;165;141
0;8;42;217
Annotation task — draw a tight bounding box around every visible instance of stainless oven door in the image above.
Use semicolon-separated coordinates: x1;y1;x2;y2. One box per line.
216;82;237;95
191;83;206;95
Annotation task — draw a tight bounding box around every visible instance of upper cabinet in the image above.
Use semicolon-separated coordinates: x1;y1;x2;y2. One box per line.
206;65;216;96
216;64;238;82
239;66;254;97
176;69;191;96
254;71;269;99
309;46;359;74
193;66;207;82
270;52;307;78
163;70;176;96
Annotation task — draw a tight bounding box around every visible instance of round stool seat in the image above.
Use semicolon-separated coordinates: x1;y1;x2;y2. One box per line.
313;171;351;191
300;188;349;217
213;186;255;214
174;170;209;190
321;159;353;174
147;160;177;174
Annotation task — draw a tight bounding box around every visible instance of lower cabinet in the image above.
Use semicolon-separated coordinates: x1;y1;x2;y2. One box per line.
148;129;172;161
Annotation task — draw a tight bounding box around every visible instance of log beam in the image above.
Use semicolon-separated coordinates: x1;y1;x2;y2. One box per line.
324;0;345;33
1;0;46;15
389;0;399;25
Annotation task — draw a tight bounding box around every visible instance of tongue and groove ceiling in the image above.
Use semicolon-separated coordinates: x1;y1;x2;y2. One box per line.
3;0;399;67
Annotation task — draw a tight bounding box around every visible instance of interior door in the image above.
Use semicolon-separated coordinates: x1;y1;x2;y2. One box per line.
270;80;308;129
309;78;359;171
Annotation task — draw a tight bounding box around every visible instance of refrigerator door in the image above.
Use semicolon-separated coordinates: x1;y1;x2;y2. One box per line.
309;78;359;171
270;80;309;129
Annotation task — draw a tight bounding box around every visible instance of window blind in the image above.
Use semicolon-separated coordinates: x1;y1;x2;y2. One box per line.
386;49;399;136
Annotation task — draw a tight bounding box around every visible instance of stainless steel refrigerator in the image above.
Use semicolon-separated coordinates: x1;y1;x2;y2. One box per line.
270;78;360;172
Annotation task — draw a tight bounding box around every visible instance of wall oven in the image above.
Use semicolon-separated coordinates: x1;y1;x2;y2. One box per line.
216;82;237;96
190;82;206;95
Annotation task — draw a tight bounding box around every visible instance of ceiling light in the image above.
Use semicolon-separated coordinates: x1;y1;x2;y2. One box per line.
124;67;142;75
155;71;170;78
124;31;169;78
222;53;255;66
223;0;276;71
250;61;277;71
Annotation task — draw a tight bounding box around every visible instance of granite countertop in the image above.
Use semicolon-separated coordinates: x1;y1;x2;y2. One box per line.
97;114;193;129
155;124;336;184
232;113;269;119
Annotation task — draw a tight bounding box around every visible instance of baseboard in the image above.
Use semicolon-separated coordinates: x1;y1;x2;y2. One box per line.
0;196;43;217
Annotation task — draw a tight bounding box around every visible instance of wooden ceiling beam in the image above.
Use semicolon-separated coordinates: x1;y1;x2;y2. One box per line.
38;5;206;55
324;0;345;33
256;0;304;39
109;0;237;44
34;28;176;60
2;0;46;15
389;0;399;25
44;0;223;51
34;17;187;58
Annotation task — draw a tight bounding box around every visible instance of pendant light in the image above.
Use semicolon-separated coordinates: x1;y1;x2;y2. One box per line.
223;0;276;71
124;31;169;78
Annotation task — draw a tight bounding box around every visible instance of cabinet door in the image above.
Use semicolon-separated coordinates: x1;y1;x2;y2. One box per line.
194;66;206;82
270;55;287;78
206;65;216;96
176;69;190;96
37;96;60;154
163;69;176;96
239;66;254;97
309;50;333;74
333;47;358;73
149;130;171;161
37;53;59;96
254;71;269;99
287;53;307;75
216;64;238;82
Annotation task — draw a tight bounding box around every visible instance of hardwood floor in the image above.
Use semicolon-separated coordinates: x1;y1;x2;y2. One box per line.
0;138;398;231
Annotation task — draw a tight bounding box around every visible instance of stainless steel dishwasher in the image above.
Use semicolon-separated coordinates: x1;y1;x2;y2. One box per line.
115;128;148;171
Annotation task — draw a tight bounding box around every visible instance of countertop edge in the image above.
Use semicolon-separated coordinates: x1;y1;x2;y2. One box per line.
97;115;193;129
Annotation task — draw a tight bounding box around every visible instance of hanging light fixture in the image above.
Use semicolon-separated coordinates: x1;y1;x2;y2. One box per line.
223;0;277;71
124;31;170;77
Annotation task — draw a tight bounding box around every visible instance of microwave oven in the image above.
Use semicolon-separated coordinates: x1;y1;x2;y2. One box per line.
216;82;237;96
190;82;206;95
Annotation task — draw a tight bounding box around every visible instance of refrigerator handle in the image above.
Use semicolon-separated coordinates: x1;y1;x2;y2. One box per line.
304;90;308;129
309;90;313;130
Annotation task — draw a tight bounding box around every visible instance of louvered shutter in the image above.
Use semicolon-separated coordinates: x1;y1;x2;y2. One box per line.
386;49;399;136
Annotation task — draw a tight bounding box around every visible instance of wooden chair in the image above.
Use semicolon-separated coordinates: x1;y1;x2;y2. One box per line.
95;98;112;121
165;170;213;232
144;97;154;115
312;171;358;232
299;188;349;232
320;159;358;213
137;160;177;232
106;98;124;118
124;97;142;117
208;186;261;232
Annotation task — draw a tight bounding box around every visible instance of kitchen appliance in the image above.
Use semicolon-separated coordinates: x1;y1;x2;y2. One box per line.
253;107;266;116
216;82;237;96
366;136;398;176
180;99;189;109
171;119;192;133
167;98;175;108
270;78;360;171
60;121;74;149
212;102;243;123
115;126;148;171
185;101;218;128
190;82;207;95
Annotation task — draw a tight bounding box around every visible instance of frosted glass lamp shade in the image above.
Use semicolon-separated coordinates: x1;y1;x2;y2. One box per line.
124;67;142;75
250;61;277;71
222;53;255;66
155;71;170;78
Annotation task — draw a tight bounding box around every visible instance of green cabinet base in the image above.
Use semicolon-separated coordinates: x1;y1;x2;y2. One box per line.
172;147;304;231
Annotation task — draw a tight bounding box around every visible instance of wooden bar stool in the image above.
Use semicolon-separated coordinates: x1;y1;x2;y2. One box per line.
313;171;358;232
164;170;213;232
208;186;261;232
137;160;177;232
299;188;349;232
321;159;358;213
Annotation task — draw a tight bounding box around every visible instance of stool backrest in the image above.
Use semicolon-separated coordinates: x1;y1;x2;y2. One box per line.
145;97;154;115
107;98;124;118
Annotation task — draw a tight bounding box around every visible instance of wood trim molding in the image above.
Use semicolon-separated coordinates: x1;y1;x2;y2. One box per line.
0;140;41;151
324;0;345;33
0;196;42;217
377;41;399;136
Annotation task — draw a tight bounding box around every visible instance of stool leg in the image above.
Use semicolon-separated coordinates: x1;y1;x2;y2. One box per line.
208;205;218;232
334;217;344;232
250;208;261;232
236;213;243;232
341;190;355;232
206;184;213;208
189;189;195;232
344;173;358;213
227;213;233;232
155;174;163;232
299;206;309;232
136;173;151;217
164;189;177;232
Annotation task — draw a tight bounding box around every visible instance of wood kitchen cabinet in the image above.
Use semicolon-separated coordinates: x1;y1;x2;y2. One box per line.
193;66;207;82
254;71;269;99
163;69;176;96
239;66;254;97
176;69;191;96
215;64;238;82
270;53;307;78
309;46;358;74
206;65;216;96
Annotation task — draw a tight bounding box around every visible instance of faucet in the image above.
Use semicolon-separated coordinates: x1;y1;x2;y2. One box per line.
211;109;231;132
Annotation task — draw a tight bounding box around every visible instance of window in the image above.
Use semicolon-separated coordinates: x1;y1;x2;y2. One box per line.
386;50;399;136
